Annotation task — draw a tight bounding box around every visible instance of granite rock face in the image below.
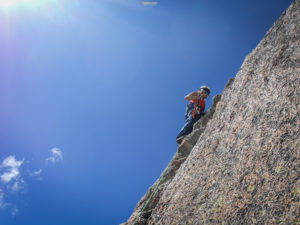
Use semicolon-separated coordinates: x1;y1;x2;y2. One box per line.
123;1;300;224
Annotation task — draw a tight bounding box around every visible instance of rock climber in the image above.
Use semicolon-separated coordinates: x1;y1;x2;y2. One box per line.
176;85;210;144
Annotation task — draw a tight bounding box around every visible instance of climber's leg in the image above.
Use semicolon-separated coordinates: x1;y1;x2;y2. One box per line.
176;113;202;144
176;117;196;140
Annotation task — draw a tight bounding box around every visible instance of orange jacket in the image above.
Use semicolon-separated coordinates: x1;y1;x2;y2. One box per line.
190;98;205;111
190;98;205;118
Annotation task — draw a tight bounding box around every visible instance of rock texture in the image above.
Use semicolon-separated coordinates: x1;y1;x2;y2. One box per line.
123;1;300;224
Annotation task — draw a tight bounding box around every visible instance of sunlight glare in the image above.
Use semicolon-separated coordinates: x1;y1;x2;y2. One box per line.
0;0;39;8
0;0;18;7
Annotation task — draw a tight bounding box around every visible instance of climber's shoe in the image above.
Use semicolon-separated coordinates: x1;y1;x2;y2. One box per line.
176;136;185;144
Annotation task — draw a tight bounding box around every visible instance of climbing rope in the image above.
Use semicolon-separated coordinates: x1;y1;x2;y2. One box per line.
132;152;177;225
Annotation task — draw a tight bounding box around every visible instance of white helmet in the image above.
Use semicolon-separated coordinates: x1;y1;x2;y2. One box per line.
199;85;211;95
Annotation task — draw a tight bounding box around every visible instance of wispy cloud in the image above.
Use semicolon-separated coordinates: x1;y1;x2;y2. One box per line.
31;169;43;176
0;156;23;184
1;169;19;183
30;169;43;181
109;0;147;10
0;156;24;215
0;147;63;216
11;207;19;216
11;179;24;192
46;148;63;164
1;156;23;168
0;188;7;208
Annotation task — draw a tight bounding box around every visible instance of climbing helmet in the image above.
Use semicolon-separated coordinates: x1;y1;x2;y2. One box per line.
199;85;210;96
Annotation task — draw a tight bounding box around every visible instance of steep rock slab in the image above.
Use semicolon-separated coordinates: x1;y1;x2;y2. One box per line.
122;94;223;225
148;1;300;224
124;0;300;224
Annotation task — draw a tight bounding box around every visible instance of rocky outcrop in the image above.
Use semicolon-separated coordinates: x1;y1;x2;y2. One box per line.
123;1;300;224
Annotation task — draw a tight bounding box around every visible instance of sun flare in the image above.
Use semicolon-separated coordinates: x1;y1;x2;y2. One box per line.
0;0;38;8
0;0;18;7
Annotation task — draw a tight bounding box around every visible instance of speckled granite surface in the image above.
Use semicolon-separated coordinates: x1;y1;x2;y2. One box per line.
123;1;300;224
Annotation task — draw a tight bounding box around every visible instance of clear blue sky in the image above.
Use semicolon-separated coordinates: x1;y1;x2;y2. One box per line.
0;0;294;224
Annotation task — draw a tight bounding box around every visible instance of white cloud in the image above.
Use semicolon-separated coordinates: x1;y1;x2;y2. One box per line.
0;156;24;215
109;0;143;8
11;207;18;216
1;168;19;183
0;188;19;216
11;180;24;192
1;156;23;168
0;188;7;208
51;148;63;160
0;149;63;216
0;156;23;184
32;169;42;176
46;148;63;164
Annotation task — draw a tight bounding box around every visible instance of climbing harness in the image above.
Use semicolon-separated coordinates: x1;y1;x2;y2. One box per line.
191;97;205;118
191;99;202;118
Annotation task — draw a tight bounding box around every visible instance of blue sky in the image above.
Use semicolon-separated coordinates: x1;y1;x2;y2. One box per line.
0;0;294;224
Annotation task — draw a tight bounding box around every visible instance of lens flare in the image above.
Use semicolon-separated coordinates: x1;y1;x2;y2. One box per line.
0;0;38;8
0;0;19;7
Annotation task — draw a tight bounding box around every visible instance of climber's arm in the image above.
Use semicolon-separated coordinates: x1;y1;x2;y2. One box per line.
184;91;200;100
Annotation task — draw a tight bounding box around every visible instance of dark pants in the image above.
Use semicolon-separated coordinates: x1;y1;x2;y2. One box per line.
176;103;202;139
